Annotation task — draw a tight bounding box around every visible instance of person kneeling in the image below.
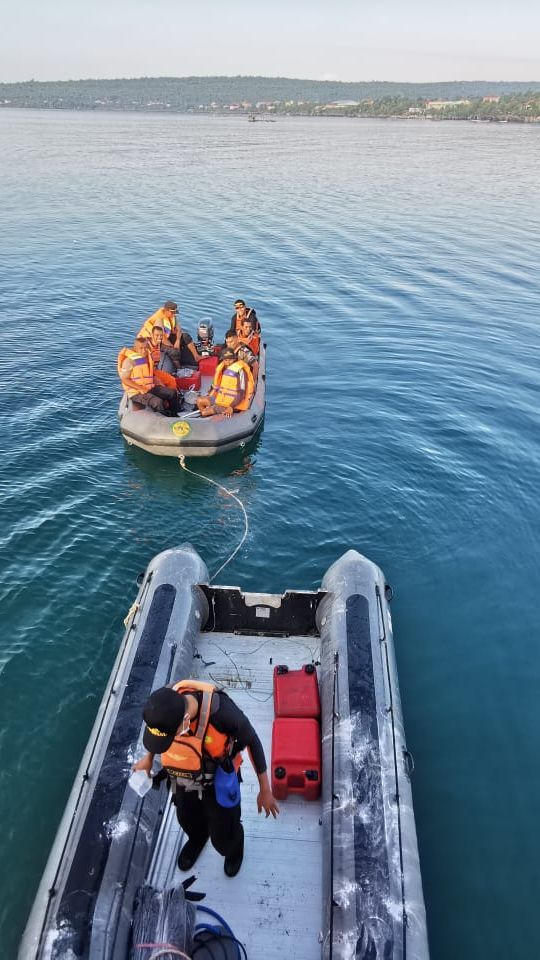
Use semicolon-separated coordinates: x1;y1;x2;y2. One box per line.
196;348;254;419
118;336;181;417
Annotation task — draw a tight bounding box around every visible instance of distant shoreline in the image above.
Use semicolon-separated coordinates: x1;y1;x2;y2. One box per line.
1;104;538;125
1;76;539;124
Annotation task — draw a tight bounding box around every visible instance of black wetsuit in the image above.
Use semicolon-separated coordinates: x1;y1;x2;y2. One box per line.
172;689;266;863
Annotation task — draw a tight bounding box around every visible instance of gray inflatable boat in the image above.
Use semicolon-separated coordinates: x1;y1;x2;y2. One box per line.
118;348;266;458
20;546;429;960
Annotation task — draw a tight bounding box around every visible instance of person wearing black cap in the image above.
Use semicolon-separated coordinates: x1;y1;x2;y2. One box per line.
132;682;279;878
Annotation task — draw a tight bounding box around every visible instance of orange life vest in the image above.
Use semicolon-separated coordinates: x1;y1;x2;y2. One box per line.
146;341;178;389
233;307;259;334
138;307;177;343
154;369;178;390
117;347;154;397
161;681;235;783
210;359;255;412
239;331;260;356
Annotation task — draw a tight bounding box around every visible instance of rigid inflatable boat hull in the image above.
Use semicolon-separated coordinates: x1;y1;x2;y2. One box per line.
118;348;266;458
20;546;429;960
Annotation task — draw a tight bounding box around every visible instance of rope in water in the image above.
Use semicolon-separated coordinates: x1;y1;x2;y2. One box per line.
178;455;249;582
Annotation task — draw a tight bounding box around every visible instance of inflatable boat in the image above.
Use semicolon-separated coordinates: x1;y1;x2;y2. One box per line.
20;546;429;960
118;348;266;458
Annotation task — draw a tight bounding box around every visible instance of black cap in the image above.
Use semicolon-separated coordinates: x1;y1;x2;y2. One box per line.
163;301;178;311
142;686;187;753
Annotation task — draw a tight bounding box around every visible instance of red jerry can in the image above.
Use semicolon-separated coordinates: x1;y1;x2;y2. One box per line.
273;664;321;719
199;355;219;377
176;370;202;391
271;717;321;801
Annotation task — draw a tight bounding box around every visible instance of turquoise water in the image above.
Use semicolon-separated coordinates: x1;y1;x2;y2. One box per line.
1;109;539;959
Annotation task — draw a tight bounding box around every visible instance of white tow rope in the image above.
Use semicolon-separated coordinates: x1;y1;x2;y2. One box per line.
178;455;249;582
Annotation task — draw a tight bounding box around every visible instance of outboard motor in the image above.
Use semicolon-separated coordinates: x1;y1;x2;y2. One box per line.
196;318;215;356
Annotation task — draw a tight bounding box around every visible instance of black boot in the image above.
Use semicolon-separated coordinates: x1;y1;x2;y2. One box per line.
177;837;208;871
224;833;244;878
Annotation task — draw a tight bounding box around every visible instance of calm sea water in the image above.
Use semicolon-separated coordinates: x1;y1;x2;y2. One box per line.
1;109;539;959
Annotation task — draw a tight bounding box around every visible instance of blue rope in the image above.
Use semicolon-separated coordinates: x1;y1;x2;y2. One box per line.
195;906;242;959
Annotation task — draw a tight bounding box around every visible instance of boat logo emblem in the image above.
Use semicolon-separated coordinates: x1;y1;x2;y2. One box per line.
171;422;191;438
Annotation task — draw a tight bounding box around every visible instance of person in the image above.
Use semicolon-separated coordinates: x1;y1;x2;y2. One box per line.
147;326;180;390
117;336;181;416
238;317;260;356
138;303;202;368
149;321;202;372
219;328;256;367
138;301;180;345
196;349;255;418
133;681;279;877
173;320;203;368
232;299;260;334
220;329;258;382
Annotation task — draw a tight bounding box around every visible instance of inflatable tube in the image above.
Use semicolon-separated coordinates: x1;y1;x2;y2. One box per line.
19;546;429;960
118;348;266;458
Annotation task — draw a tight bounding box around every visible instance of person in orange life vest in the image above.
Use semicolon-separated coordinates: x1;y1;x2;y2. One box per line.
222;328;259;382
133;683;279;877
232;299;260;334
138;303;202;368
196;347;254;418
118;336;180;416
146;327;180;391
238;317;260;356
138;300;179;345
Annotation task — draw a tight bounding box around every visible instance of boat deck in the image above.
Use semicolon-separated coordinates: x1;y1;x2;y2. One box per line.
148;630;323;960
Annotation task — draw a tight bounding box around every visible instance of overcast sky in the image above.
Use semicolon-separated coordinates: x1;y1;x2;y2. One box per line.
1;0;539;83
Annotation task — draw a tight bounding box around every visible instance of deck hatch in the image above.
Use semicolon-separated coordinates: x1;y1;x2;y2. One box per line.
199;585;326;636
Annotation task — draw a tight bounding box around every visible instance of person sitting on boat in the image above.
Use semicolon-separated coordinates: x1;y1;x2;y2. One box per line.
219;329;256;367
147;319;202;373
145;326;182;390
117;336;181;416
238;317;260;356
133;681;279;877
232;299;260;334
196;347;254;418
223;328;259;380
138;300;180;345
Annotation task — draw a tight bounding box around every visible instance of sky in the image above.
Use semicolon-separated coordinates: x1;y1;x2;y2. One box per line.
1;0;539;83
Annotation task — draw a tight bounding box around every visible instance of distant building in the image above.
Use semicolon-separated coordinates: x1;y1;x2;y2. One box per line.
408;107;423;114
321;100;359;111
482;95;500;103
427;99;471;109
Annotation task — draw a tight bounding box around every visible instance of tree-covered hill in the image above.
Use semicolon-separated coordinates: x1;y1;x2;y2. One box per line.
1;75;540;113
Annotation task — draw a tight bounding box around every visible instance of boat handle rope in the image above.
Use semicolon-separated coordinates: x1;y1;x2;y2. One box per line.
178;455;249;582
123;600;140;628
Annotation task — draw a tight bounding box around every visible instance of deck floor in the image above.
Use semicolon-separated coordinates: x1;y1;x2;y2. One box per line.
149;630;323;960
